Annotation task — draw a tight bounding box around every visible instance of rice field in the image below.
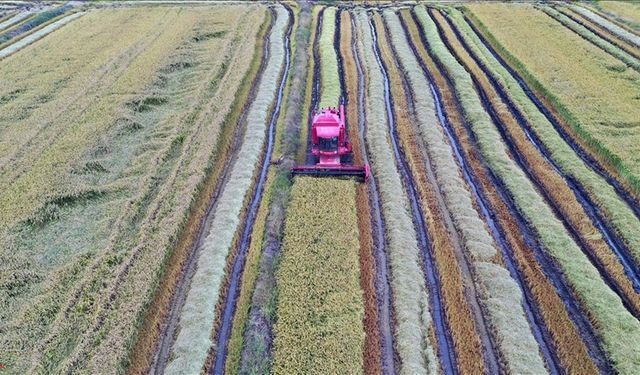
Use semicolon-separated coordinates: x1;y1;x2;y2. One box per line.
2;1;640;374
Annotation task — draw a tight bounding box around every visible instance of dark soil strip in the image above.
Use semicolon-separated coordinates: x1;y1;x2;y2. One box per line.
442;13;640;297
147;13;274;375
350;11;397;375
369;15;457;375
209;7;292;374
462;14;640;220
554;6;640;60
412;9;613;374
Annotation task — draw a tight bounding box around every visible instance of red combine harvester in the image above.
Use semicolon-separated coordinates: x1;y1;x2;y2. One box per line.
292;104;369;181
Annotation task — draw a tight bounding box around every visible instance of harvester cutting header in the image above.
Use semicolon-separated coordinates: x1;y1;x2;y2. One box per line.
292;104;369;181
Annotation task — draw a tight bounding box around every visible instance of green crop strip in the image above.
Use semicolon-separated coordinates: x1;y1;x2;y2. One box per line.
317;7;340;109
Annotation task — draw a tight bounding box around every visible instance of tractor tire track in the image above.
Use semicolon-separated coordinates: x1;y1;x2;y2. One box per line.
441;12;640;305
369;14;457;375
349;11;397;375
412;9;612;374
148;12;275;374
208;6;292;374
462;14;640;220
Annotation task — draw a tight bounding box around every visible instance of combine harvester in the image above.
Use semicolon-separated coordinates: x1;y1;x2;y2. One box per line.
292;103;369;180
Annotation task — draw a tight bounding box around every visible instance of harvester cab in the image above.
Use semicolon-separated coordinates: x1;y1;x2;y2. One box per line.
292;104;369;181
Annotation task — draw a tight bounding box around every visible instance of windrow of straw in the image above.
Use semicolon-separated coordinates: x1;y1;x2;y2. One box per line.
164;6;290;374
450;7;640;268
129;7;270;375
385;9;546;374
570;4;640;48
464;3;640;205
340;10;382;374
435;8;640;320
416;6;640;374
539;6;640;72
272;178;364;374
355;10;437;374
401;9;598;373
373;13;484;374
317;7;340;109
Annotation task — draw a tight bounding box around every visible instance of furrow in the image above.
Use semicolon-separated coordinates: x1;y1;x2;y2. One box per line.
461;10;640;221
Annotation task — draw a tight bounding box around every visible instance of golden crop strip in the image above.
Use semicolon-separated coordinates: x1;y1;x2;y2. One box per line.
273;177;364;374
466;3;640;194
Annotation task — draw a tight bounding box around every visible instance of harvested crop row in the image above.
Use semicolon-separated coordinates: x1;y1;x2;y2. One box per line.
452;7;640;270
355;10;437;374
433;8;640;319
373;13;486;374
539;6;640;72
570;4;640;49
0;10;32;32
236;4;313;373
339;10;382;374
130;7;271;374
416;7;640;374
401;9;599;373
164;6;290;374
386;9;546;374
465;3;640;204
272;178;364;374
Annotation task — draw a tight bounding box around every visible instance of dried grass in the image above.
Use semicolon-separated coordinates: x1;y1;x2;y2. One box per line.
570;4;640;48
